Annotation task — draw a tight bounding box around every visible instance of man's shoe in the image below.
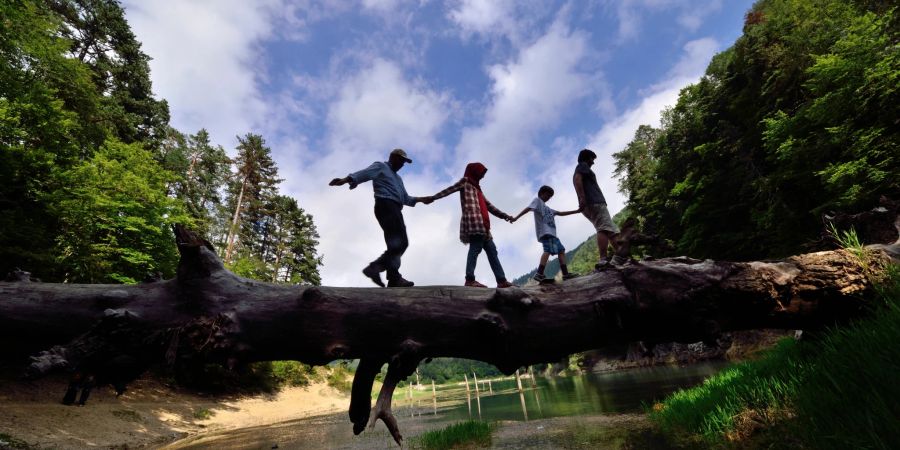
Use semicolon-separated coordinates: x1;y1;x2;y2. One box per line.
464;280;488;288
387;277;414;288
532;273;546;282
562;273;580;280
497;280;514;288
362;264;385;287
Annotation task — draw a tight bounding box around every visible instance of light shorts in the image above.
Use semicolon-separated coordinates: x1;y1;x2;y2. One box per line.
539;235;565;254
582;203;620;234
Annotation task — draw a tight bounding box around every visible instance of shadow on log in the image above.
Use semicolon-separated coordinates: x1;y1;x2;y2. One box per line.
1;221;898;445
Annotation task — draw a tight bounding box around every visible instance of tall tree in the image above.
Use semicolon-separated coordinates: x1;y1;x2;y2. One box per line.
264;195;322;285
224;133;281;264
162;128;231;235
46;0;170;147
0;0;104;279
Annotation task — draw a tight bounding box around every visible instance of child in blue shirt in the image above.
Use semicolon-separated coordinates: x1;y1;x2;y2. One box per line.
512;185;581;282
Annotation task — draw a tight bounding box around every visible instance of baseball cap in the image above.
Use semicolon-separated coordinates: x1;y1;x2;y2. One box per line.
390;148;412;163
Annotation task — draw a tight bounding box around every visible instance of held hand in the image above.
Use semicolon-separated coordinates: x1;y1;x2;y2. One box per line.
420;196;434;205
329;177;346;186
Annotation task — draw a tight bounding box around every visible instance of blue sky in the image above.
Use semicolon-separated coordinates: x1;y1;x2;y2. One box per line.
122;0;756;286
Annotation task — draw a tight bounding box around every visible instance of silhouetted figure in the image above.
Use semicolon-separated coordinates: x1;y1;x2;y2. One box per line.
329;148;432;287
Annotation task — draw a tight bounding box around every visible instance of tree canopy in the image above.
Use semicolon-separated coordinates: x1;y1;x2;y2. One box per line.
0;0;322;285
612;0;899;260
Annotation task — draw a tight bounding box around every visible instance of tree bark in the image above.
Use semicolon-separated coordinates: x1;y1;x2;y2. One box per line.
1;225;897;445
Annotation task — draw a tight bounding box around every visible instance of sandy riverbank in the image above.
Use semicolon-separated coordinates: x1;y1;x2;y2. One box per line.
0;374;349;449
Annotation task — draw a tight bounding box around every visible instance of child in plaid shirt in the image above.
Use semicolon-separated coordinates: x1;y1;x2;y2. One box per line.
425;162;515;288
512;185;581;282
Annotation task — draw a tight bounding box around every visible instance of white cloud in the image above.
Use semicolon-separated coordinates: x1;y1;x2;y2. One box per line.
585;37;718;212
361;0;406;13
611;0;723;41
325;58;451;163
456;21;591;169
121;0;285;147
448;0;517;38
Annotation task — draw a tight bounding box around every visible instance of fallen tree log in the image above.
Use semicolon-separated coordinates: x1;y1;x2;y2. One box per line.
1;224;898;445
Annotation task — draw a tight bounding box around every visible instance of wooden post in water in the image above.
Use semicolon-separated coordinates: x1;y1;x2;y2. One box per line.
528;365;538;389
515;369;524;393
488;379;493;395
464;374;472;417
432;379;437;415
518;390;529;421
473;372;482;419
408;382;414;417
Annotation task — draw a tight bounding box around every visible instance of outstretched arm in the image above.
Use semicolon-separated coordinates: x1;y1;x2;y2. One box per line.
556;208;582;216
427;179;465;202
330;162;382;189
512;207;533;222
486;199;514;222
329;176;352;187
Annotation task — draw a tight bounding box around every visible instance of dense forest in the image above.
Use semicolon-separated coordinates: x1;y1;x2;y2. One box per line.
611;0;898;260
0;0;322;285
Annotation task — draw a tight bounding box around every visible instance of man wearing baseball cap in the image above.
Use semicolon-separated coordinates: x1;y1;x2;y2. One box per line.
330;149;432;287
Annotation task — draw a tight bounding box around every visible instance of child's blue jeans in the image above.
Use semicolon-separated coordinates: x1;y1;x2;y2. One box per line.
465;234;506;282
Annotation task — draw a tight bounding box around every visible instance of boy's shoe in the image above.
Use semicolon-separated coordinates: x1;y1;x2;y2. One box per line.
532;273;546;282
593;258;611;272
497;280;514;288
610;255;627;266
362;264;385;287
562;273;580;280
387;277;414;288
464;280;488;288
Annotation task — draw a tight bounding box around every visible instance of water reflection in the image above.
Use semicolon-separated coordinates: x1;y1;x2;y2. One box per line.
436;362;726;423
166;363;727;449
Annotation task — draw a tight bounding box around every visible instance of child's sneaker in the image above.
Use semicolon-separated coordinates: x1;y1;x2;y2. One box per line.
497;280;514;288
593;258;611;272
562;273;580;280
532;273;546;282
465;279;488;288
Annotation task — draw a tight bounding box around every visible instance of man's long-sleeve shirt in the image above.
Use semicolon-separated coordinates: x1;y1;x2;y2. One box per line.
348;161;416;207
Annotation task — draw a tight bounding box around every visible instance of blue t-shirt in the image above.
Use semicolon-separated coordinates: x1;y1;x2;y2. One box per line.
529;197;558;240
348;161;416;207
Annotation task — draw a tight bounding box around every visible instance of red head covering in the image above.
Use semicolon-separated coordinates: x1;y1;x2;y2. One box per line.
463;162;490;231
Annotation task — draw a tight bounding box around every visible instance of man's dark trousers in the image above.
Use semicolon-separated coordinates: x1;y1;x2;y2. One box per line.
373;198;408;282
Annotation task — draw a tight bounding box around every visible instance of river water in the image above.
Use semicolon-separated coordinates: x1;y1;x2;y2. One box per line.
166;363;726;449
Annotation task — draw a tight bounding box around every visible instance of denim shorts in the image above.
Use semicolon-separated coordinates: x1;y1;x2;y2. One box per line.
540;235;565;254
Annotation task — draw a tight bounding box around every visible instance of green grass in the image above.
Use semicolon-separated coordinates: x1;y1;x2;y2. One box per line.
410;420;494;449
650;263;900;449
192;408;214;420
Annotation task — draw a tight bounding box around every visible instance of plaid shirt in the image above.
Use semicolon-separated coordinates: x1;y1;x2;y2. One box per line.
431;178;512;243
